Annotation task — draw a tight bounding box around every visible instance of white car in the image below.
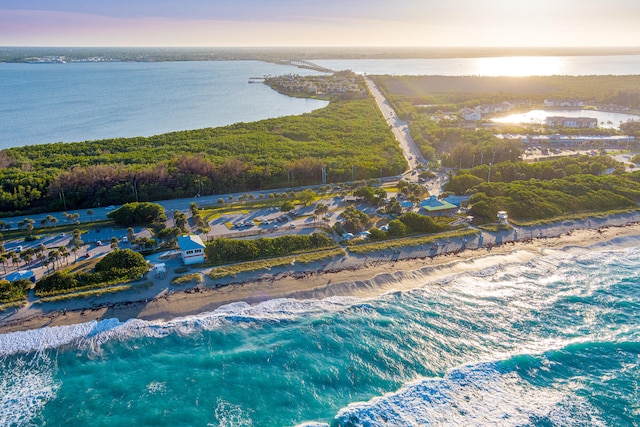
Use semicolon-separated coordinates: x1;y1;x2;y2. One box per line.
121;237;128;243
105;205;116;211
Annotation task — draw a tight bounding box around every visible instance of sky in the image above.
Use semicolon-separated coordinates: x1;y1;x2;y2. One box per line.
1;0;639;47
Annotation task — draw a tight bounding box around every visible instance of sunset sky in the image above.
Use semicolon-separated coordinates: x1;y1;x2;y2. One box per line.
1;0;639;47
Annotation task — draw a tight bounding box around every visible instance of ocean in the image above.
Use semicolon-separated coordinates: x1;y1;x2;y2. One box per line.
2;238;639;426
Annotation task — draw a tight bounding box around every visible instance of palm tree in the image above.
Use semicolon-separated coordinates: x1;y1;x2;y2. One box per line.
22;252;32;266
11;253;20;271
127;227;135;242
48;250;58;271
0;255;7;274
87;209;94;222
59;247;70;265
110;237;119;250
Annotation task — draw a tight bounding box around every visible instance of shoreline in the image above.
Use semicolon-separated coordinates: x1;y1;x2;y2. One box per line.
2;221;640;335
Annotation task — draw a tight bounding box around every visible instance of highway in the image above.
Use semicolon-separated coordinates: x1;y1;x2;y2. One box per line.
1;80;436;234
364;76;426;171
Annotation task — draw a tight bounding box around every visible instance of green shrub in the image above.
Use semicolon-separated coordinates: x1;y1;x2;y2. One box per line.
206;232;336;265
95;249;148;279
0;279;31;303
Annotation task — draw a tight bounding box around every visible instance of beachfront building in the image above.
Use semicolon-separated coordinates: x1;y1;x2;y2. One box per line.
545;116;597;129
543;99;584;108
498;211;509;224
461;107;481;121
177;235;206;265
5;269;36;283
419;196;457;217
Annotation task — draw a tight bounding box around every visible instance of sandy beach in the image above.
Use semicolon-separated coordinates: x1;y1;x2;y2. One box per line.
2;217;639;335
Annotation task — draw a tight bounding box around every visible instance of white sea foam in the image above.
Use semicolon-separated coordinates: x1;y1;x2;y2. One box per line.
0;318;122;357
210;398;254;427
0;297;362;356
331;361;607;427
0;351;59;426
1;242;636;358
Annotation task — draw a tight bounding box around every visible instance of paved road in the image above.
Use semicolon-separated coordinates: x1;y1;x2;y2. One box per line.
364;76;426;171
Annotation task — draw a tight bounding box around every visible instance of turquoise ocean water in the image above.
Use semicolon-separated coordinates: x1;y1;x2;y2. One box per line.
2;238;639;426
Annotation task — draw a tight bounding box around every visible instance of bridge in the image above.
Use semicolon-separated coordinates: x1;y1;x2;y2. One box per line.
284;59;335;73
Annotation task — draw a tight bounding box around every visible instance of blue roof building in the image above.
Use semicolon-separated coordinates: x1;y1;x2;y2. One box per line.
177;235;206;265
419;195;457;216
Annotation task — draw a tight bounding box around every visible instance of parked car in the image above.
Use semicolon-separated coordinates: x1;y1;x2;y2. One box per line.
121;237;128;243
105;205;116;211
96;241;102;246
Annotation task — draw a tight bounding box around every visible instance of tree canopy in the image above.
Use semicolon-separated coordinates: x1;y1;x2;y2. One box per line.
0;97;406;215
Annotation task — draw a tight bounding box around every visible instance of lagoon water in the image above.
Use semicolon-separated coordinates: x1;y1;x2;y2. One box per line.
2;55;640;149
492;109;640;128
0;60;328;149
2;240;639;426
313;54;640;77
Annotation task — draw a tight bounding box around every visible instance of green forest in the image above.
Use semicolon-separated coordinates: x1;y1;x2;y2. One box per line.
369;75;640;170
0;97;406;216
444;156;640;221
373;75;640;109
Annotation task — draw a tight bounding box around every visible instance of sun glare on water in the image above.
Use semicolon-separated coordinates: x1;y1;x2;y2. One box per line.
474;56;562;77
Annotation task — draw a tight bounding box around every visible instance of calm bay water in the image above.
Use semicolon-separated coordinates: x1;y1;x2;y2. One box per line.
2;55;640;149
1;240;639;426
493;109;640;128
313;54;640;77
0;60;328;149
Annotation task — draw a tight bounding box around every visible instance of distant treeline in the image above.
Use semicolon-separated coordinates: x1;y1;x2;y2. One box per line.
3;47;639;63
374;75;640;110
0;98;406;215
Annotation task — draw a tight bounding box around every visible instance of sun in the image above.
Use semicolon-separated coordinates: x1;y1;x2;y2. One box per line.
474;56;562;77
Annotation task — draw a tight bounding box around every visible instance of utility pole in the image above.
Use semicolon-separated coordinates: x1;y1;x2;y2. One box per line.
131;180;139;202
488;162;493;183
322;166;327;185
59;188;67;210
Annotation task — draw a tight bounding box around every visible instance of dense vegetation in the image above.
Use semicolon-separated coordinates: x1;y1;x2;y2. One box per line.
108;202;166;226
0;279;31;304
443;156;640;221
371;75;640;169
373;75;640;110
445;155;622;194
0;98;405;216
205;233;336;265
35;249;148;296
